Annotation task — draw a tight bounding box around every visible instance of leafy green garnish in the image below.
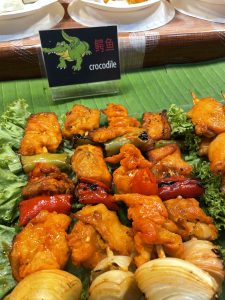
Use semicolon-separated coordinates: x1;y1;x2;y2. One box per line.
167;104;194;136
0;100;30;299
192;160;225;231
0;168;26;225
0;225;17;299
0;99;30;149
167;104;201;154
0;144;22;174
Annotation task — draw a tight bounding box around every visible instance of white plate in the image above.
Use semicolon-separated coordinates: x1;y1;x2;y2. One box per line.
0;2;64;42
171;0;225;23
200;0;225;5
0;0;58;20
80;0;160;12
68;0;175;32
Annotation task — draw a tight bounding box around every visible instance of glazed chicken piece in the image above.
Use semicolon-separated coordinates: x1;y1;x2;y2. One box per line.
142;110;171;141
103;103;140;128
164;197;218;241
89;127;141;144
19;113;62;155
113;194;184;267
22;163;74;199
187;97;225;137
147;144;192;178
63;104;100;139
10;211;71;282
89;103;140;143
71;145;112;187
105;144;153;193
75;203;134;256
208;132;225;174
67;220;107;269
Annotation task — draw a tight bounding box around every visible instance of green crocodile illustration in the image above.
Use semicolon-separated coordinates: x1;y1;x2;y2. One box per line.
43;30;92;71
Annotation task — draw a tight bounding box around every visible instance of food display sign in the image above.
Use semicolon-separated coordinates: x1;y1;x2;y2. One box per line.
39;26;121;88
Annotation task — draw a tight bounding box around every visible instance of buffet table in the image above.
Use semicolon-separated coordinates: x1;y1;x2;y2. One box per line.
0;1;225;81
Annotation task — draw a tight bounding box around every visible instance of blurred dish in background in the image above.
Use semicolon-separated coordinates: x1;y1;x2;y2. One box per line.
68;0;175;32
171;0;225;23
0;2;64;42
80;0;160;12
200;0;225;4
0;0;57;20
0;0;25;13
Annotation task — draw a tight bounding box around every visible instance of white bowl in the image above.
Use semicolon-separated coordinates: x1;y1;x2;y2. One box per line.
200;0;225;4
81;0;160;12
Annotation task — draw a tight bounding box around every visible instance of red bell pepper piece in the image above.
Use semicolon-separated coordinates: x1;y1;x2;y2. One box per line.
131;168;158;196
19;194;72;226
76;178;118;210
158;176;204;200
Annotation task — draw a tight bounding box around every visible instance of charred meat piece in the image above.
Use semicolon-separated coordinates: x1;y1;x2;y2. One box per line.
63;104;100;139
71;145;112;187
10;211;71;281
22;163;75;199
19;112;62;155
164;197;218;241
142;110;171;141
147;144;192;178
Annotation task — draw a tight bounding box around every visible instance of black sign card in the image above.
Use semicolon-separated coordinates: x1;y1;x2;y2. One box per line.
39;26;120;88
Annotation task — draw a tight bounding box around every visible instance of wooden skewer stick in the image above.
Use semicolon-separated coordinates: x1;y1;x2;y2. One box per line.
156;245;166;258
221;91;225;101
191;92;199;104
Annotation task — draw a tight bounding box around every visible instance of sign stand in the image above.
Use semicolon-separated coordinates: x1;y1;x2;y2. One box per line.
39;26;121;102
50;81;119;102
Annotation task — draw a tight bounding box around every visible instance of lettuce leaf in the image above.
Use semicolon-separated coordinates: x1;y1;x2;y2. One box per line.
0;144;22;174
0;100;29;225
0;167;26;225
0;100;30;298
0;99;30;149
0;225;16;299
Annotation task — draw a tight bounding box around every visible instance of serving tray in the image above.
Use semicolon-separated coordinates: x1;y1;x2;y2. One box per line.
0;62;225;298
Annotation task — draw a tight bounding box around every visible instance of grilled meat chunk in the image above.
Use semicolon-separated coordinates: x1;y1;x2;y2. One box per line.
22;163;74;199
19;112;62;155
142;110;171;141
63;104;100;138
71;145;112;187
10;211;71;281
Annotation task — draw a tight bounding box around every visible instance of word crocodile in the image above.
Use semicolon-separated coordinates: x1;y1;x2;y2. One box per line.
43;30;92;71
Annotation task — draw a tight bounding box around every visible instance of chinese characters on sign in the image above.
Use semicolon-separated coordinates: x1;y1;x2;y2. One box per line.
94;38;115;52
